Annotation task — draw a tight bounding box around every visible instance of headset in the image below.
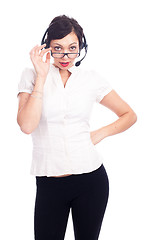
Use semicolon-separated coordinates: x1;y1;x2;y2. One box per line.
41;25;88;67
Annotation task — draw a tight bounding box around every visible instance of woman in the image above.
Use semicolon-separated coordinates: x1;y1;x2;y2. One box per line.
17;15;137;240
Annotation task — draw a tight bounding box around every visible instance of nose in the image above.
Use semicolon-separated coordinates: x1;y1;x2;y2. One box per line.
62;53;69;60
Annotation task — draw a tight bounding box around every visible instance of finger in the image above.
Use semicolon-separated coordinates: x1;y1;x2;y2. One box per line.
29;44;38;55
39;47;52;57
45;52;50;63
30;44;49;56
35;44;47;55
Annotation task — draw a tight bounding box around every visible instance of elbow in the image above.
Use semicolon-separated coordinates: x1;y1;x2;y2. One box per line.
19;124;32;134
17;116;35;134
17;121;33;134
21;123;37;134
20;127;32;135
130;110;137;125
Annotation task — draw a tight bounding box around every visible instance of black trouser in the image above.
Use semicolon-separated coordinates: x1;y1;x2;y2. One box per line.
34;164;109;240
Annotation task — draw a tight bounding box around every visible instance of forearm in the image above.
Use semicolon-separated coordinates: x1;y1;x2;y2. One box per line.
17;78;45;134
100;111;137;139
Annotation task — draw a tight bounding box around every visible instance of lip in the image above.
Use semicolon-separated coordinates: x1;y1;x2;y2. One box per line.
60;62;70;67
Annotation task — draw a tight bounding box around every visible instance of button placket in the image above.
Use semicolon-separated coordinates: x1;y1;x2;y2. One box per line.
63;93;72;171
63;92;68;122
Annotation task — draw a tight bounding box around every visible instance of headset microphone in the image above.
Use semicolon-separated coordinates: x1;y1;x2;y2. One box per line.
75;36;88;66
75;61;81;67
75;34;88;67
75;53;86;66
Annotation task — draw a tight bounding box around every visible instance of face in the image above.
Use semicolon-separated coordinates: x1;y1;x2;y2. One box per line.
50;31;79;71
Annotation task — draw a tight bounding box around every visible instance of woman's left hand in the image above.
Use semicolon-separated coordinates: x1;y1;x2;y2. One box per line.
90;128;105;145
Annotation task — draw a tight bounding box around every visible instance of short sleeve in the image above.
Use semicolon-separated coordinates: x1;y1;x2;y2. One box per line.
92;71;113;103
17;67;36;98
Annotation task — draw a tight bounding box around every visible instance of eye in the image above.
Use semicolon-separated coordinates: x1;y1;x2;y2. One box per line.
54;46;61;51
70;46;76;50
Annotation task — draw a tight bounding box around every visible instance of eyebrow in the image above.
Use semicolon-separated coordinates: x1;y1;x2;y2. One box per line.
52;42;78;47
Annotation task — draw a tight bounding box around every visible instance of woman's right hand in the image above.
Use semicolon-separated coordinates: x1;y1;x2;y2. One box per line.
29;44;52;81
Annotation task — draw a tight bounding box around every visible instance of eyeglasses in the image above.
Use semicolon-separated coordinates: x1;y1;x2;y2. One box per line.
51;52;80;59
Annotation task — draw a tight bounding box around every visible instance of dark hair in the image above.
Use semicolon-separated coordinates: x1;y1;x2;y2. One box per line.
45;15;83;51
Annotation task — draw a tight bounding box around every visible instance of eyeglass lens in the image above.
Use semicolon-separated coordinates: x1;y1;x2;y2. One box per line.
51;53;80;59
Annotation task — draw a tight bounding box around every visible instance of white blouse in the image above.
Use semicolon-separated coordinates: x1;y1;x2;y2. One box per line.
17;63;113;177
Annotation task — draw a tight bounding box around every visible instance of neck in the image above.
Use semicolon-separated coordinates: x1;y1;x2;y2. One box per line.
59;69;70;76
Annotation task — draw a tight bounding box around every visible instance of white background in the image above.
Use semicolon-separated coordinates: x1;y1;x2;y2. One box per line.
0;0;160;239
